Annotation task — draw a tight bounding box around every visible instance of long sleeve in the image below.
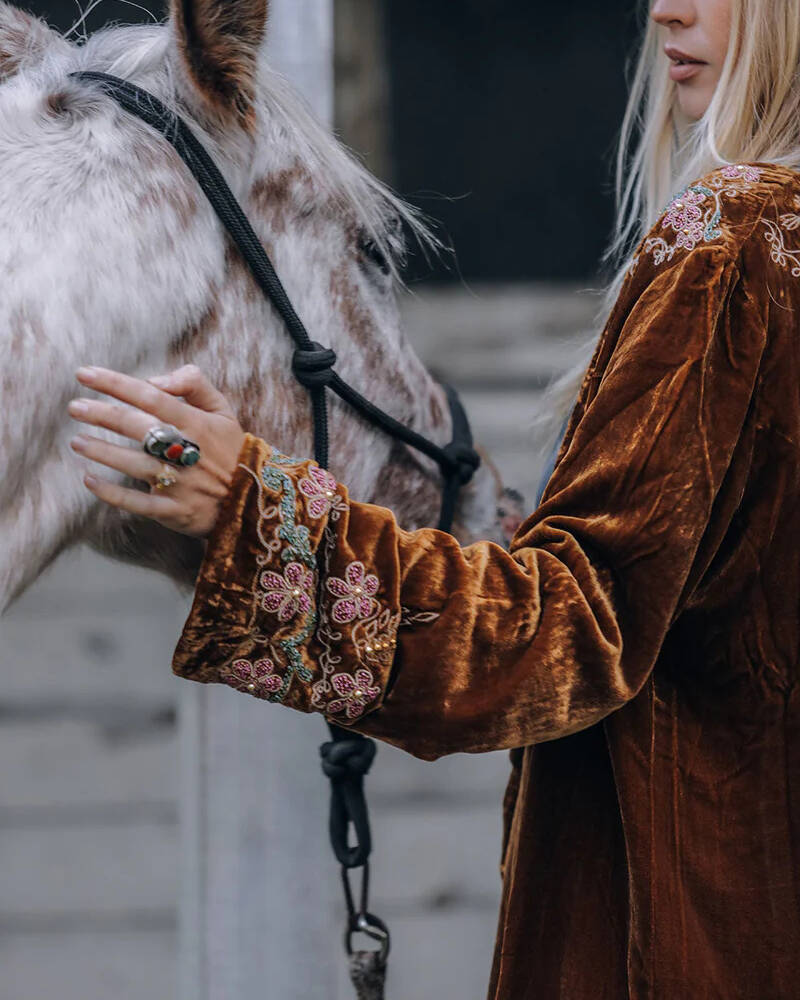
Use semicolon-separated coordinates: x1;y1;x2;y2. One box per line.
173;239;768;761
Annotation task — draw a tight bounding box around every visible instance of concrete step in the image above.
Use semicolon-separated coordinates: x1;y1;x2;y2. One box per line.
0;931;177;1000
0;719;177;811
0;603;183;704
402;282;600;385
5;547;190;619
369;801;503;912
0;824;177;918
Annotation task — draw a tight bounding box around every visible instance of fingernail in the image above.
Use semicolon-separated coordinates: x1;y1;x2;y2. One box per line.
68;399;89;416
76;366;98;382
84;475;98;488
149;375;172;388
70;435;87;452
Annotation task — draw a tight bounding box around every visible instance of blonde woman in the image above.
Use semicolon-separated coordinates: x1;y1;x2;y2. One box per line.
70;0;800;996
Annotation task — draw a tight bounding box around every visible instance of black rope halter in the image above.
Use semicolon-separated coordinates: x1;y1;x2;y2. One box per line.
70;70;480;985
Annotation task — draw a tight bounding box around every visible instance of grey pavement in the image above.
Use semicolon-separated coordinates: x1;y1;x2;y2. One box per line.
0;283;599;1000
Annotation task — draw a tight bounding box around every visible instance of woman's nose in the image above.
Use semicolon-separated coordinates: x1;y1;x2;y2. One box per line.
651;0;697;28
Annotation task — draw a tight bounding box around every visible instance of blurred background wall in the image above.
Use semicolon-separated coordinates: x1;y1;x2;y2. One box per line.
2;2;643;998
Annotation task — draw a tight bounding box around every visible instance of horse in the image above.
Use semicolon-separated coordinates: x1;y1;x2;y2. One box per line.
0;0;500;614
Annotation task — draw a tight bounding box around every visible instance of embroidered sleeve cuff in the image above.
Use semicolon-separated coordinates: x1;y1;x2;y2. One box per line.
171;433;399;724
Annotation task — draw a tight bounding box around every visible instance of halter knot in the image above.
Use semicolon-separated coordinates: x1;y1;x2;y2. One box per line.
293;342;338;389
442;442;481;486
320;737;377;781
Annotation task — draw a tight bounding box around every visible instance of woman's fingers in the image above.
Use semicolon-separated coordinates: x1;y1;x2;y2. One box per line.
82;472;178;521
70;433;173;484
76;366;196;429
69;364;247;538
149;365;235;417
68;396;159;443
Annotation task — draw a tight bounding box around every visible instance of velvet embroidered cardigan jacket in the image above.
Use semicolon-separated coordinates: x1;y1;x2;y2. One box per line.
173;163;800;999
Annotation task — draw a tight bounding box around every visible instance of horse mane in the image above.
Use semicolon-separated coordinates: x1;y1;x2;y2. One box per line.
255;67;438;281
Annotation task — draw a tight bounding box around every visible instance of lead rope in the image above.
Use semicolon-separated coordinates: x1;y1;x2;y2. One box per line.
71;72;482;999
320;735;388;995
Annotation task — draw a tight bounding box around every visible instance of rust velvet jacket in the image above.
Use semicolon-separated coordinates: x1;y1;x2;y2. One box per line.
173;163;800;999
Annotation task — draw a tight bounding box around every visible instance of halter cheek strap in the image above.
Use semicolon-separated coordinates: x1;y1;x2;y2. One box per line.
70;70;481;994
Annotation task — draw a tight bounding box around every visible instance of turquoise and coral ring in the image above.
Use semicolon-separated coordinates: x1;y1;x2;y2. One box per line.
143;424;201;467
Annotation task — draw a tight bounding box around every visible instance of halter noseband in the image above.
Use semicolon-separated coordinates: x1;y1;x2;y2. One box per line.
69;70;481;985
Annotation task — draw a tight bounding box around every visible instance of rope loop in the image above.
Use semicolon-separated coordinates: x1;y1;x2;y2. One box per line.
320;736;377;781
293;342;338;389
322;734;377;868
442;441;481;486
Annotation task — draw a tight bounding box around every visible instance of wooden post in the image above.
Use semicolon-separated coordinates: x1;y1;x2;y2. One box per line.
334;0;392;182
178;3;339;998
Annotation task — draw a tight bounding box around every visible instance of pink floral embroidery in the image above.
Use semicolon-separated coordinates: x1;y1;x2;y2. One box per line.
645;165;762;265
721;164;761;183
261;562;314;622
328;668;381;720
223;658;282;698
326;561;380;624
661;187;706;251
298;466;340;519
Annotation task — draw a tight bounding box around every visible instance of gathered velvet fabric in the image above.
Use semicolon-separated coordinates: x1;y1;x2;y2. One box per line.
173;162;800;999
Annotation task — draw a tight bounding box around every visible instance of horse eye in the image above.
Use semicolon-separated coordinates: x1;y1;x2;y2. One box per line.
357;230;391;276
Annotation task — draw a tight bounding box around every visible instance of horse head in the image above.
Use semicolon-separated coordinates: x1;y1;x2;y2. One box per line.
0;0;500;611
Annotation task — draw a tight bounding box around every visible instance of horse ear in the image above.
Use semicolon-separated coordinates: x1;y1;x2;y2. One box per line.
169;0;269;132
0;3;61;81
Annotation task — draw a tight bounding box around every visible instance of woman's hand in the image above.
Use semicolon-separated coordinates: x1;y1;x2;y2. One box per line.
68;365;246;538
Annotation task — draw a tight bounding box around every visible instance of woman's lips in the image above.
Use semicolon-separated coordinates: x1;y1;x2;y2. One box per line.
665;45;707;83
669;61;705;82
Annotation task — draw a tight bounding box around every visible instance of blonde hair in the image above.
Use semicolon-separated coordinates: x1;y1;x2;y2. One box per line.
534;0;800;466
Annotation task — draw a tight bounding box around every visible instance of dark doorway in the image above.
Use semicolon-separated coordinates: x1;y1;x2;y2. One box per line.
386;0;644;282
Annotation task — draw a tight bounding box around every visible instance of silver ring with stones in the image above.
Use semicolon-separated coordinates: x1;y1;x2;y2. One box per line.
143;424;201;467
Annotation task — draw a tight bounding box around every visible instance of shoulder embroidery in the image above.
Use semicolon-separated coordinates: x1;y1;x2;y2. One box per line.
761;194;800;278
644;164;762;266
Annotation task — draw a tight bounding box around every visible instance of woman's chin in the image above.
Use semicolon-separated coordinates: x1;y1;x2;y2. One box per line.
676;87;713;124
